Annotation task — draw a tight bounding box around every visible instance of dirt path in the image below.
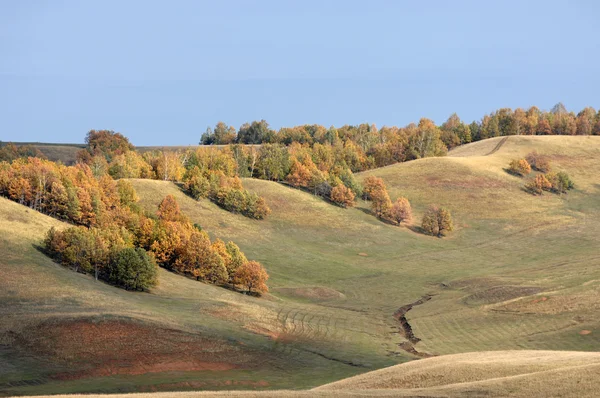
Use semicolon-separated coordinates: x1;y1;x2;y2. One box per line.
486;136;509;156
393;295;434;358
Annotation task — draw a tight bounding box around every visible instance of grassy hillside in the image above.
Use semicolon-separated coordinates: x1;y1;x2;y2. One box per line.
16;350;600;397
316;350;600;397
0;198;374;396
2;136;600;396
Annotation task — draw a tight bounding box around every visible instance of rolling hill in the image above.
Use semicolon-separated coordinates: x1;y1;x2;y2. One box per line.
2;136;599;396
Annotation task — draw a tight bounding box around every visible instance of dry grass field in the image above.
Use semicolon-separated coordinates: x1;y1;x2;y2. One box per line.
2;136;600;396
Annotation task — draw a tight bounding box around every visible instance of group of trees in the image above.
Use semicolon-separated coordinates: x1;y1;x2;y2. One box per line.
473;104;600;141
0;145;270;294
39;186;270;294
283;144;363;207
0;157;141;227
362;176;413;225
360;175;453;237
183;149;270;219
74;130;272;220
507;153;575;196
200;104;600;163
138;194;269;293
45;226;158;290
421;206;454;237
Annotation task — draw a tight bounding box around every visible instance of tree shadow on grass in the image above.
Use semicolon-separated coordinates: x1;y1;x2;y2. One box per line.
503;167;527;178
407;224;429;235
355;206;404;227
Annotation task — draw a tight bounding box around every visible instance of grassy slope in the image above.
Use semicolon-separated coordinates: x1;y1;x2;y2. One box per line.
17;351;600;397
315;350;600;397
0;198;371;396
2;136;600;396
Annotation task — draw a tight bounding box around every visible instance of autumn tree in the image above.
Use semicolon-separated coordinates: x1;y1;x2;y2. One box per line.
370;188;392;219
234;261;269;295
157;194;183;222
362;176;386;200
388;197;412;225
108;151;153;179
286;158;312;188
422;206;454;237
213;122;237;144
330;184;355;208
156;150;186;181
362;176;391;218
83;130;134;162
256;144;290;181
225;241;247;283
407;118;448;159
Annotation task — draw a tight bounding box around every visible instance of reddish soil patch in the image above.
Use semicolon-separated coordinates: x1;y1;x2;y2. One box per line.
580;330;592;335
14;316;254;380
358;253;368;257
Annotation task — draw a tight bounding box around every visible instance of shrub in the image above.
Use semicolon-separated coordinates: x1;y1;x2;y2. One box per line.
422;206;453;237
508;159;531;177
547;171;574;194
106;247;158;290
525;174;552;195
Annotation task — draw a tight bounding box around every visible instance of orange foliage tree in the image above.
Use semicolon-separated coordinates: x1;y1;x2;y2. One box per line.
234;261;269;294
330;184;355;208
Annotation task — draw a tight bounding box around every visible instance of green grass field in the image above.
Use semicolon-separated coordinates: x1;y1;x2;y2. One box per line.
2;136;599;396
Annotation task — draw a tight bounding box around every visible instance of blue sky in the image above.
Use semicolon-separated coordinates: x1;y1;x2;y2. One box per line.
1;0;599;145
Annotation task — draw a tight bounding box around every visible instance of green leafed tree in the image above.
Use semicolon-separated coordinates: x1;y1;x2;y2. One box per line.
106;247;158;291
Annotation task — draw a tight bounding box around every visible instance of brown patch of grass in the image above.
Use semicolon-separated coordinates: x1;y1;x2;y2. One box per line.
274;287;345;301
14;316;252;379
463;286;542;305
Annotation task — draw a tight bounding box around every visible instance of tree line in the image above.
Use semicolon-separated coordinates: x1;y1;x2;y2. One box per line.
201;103;600;154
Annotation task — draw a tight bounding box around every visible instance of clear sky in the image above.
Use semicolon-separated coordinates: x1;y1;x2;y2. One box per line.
1;0;599;145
